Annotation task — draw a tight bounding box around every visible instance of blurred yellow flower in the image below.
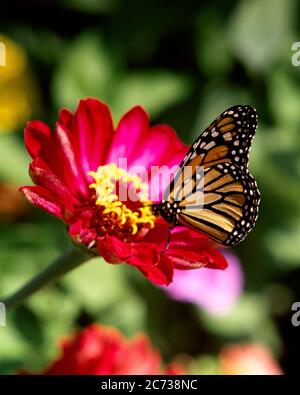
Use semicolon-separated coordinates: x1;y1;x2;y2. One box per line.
0;34;37;133
0;182;29;221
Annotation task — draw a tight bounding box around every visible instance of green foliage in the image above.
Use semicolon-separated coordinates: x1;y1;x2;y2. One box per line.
228;0;295;72
0;134;30;184
197;294;282;353
0;0;300;374
60;0;119;14
52;31;192;119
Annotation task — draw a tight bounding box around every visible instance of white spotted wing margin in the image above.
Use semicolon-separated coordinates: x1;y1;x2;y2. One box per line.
178;105;258;171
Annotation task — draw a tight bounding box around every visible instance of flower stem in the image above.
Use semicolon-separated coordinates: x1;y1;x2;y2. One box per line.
1;246;91;309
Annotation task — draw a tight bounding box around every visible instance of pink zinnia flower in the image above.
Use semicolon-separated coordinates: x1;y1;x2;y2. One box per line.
20;324;185;375
20;98;227;285
162;251;243;315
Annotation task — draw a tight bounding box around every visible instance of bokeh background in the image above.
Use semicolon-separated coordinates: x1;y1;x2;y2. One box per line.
0;0;300;374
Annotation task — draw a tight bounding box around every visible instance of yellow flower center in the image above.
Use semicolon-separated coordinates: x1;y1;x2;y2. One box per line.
88;164;155;240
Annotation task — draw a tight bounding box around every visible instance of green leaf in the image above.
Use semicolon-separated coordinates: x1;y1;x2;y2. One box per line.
62;257;131;313
228;0;295;72
196;13;233;76
111;70;193;120
0;320;30;373
268;71;300;127
11;305;44;347
53;33;192;120
0;134;30;184
266;223;300;268
52;32;119;109
25;288;81;368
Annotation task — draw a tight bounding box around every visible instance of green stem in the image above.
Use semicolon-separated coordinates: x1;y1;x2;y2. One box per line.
1;246;91;309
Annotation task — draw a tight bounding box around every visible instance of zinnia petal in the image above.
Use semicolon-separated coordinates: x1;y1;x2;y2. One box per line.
72;98;114;174
20;186;63;218
162;251;243;316
24;120;51;158
106;106;149;166
97;235;174;285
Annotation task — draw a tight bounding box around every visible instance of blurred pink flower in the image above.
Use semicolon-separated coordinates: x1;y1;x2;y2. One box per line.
162;251;243;316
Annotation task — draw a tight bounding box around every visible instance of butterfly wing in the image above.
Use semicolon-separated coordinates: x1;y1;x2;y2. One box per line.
162;105;260;246
177;162;260;246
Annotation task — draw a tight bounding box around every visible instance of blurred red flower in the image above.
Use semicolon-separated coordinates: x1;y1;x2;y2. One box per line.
20;98;227;285
219;343;283;375
24;324;185;375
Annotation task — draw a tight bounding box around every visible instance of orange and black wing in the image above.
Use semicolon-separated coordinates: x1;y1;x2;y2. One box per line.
162;105;260;246
181;105;257;168
164;105;257;203
176;162;260;246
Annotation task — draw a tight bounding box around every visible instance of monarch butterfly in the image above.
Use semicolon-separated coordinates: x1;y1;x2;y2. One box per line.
152;105;260;246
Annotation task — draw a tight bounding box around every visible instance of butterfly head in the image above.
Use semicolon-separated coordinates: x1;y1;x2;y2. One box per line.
152;201;180;225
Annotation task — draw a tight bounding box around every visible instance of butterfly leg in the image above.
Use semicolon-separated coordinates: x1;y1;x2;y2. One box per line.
160;225;175;254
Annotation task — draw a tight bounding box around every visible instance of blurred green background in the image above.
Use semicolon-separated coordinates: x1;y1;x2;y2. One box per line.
0;0;300;374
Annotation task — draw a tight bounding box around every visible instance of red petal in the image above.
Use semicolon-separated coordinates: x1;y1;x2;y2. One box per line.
20;186;63;218
68;211;97;244
25;119;88;202
106;106;149;167
145;225;228;271
72;98;114;174
200;248;228;269
97;235;130;264
130;124;187;170
97;235;174;285
24;120;51;158
134;253;174;286
29;161;76;209
166;245;228;270
53;122;87;197
58;108;73;129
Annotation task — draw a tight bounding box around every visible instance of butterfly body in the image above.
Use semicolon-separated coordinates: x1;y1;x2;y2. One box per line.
152;200;180;225
153;105;260;247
